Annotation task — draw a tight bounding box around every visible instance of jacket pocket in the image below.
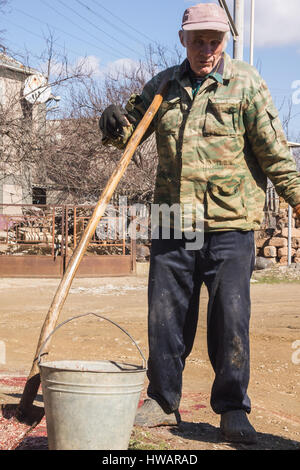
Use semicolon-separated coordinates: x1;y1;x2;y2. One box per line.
206;178;247;221
203;98;241;136
157;97;182;135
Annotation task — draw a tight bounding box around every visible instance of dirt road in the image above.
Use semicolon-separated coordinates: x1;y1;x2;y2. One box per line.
0;270;299;450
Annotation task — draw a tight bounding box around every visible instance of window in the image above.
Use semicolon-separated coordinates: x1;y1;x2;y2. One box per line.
32;187;47;205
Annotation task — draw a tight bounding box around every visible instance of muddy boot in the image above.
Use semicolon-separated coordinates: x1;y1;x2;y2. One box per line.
134;398;181;427
220;410;258;444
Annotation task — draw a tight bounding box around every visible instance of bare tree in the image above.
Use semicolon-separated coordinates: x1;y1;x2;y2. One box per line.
293;148;300;171
46;43;184;205
0;32;98;205
277;96;300;143
0;37;183;206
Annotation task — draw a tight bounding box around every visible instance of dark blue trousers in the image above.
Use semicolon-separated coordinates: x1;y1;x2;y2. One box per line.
147;230;255;415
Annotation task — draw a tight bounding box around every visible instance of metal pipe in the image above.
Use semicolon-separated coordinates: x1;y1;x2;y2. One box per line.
0;63;36;76
60;205;65;275
288;141;300;147
218;0;239;38
52;207;55;258
233;0;245;60
288;205;292;266
250;0;255;65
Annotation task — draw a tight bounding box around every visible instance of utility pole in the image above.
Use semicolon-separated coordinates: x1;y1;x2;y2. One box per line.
249;0;255;65
233;0;244;60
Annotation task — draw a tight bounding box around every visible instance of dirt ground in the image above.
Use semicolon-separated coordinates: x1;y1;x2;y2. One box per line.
0;267;299;451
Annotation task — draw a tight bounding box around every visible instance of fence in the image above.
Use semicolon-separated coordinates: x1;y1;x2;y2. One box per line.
0;204;136;278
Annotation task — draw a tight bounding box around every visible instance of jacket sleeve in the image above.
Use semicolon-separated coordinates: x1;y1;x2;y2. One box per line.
244;80;300;208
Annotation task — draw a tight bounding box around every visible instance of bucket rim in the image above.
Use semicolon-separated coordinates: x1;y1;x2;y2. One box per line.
38;359;147;374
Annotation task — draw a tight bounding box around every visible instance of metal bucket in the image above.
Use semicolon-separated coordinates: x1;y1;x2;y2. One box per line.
38;313;147;450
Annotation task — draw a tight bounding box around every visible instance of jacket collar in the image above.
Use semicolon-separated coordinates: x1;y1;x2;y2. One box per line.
176;52;233;86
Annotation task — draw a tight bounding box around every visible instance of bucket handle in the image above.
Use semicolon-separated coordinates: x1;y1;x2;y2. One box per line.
37;312;147;370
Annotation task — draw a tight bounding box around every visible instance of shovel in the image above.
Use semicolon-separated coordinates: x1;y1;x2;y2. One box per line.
0;74;170;450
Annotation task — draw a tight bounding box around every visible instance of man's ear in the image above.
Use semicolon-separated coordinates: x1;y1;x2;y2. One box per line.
179;30;186;47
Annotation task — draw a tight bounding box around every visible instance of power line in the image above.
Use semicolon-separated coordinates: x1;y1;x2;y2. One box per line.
56;0;143;58
14;7;122;60
91;0;156;45
40;0;124;59
91;0;180;58
74;0;147;49
4;18;82;58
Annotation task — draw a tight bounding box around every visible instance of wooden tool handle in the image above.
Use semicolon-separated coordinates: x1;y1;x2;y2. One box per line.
19;74;170;412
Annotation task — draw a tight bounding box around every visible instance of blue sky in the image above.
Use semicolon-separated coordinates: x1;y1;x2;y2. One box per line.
2;0;300;139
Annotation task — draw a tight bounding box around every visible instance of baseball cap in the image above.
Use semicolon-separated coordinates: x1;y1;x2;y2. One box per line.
182;3;230;32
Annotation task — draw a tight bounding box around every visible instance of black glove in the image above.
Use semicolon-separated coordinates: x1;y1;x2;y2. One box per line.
99;104;132;139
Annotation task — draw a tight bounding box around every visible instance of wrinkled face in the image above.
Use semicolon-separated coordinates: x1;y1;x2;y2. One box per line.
179;29;225;77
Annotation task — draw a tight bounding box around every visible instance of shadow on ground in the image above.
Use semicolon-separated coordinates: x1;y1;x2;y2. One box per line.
171;421;300;450
15;436;48;450
12;421;300;450
3;392;44;403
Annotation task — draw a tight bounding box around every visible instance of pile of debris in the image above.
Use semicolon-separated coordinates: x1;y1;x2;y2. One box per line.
0;226;55;255
252;262;300;282
255;206;300;267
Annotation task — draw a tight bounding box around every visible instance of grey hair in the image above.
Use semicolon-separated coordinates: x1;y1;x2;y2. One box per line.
181;30;231;51
222;31;231;51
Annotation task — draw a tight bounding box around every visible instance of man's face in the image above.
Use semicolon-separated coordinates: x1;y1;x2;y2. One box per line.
179;30;225;77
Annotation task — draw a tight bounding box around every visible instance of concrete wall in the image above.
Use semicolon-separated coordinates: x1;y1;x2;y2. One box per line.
0;66;46;212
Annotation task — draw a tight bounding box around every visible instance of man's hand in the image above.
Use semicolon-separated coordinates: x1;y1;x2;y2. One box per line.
99;105;133;140
294;203;300;221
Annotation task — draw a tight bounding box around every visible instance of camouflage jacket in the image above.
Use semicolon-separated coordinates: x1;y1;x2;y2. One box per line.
103;52;300;231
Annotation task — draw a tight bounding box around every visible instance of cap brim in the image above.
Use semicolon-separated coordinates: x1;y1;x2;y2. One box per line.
182;22;230;32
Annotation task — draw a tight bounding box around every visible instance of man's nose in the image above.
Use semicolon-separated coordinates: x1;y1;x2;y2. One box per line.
201;43;212;55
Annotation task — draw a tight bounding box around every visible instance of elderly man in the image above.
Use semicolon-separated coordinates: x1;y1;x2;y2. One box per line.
99;3;300;444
